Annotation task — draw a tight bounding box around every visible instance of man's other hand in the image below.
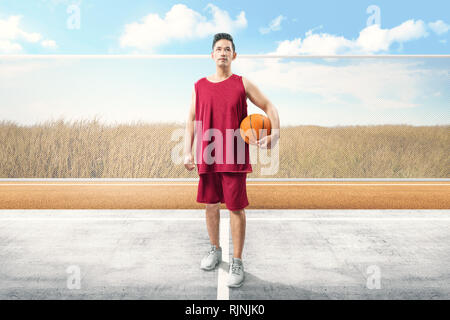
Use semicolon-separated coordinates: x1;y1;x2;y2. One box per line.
184;153;195;171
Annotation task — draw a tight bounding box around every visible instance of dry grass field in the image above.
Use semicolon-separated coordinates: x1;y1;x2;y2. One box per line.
0;117;448;178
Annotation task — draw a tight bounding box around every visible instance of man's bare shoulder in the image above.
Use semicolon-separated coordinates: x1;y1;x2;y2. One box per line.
241;76;255;96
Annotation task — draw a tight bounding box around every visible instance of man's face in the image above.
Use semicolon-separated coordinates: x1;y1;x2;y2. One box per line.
211;39;236;66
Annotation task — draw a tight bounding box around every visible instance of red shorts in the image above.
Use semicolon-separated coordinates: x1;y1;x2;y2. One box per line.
197;172;249;211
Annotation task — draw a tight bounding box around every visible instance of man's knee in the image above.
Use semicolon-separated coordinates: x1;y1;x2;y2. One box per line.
229;208;245;214
206;202;220;210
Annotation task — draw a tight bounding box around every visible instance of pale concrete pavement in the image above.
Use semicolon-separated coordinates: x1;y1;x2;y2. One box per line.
0;209;448;299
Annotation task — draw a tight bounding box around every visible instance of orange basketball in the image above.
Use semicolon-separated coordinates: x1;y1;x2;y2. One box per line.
239;114;271;144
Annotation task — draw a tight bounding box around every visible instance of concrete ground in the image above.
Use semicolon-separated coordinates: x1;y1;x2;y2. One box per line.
0;209;449;300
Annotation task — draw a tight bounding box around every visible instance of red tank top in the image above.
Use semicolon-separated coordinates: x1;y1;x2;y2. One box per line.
194;73;252;174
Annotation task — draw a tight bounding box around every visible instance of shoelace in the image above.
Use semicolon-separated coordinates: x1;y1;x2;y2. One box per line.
231;262;242;275
208;247;218;256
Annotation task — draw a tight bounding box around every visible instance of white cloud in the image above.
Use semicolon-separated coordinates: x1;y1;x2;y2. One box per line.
305;25;323;36
358;20;429;53
41;39;58;48
234;58;443;111
387;19;429;42
0;40;22;53
279;33;356;55
0;16;42;42
428;20;450;35
0;59;71;80
119;3;247;52
271;19;430;55
259;15;286;34
0;15;57;53
1;57;446;127
273;38;302;54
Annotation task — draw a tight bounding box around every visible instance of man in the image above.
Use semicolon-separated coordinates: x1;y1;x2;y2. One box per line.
184;33;280;288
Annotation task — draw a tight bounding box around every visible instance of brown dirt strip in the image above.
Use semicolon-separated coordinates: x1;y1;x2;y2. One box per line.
0;181;448;209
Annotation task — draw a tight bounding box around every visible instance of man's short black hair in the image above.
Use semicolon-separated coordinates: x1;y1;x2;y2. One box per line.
212;33;235;52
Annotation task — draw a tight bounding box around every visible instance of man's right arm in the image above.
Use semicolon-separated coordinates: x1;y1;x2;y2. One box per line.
184;86;196;170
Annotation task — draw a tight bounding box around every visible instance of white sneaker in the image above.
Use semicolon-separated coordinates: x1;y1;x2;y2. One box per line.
227;257;245;287
200;245;222;271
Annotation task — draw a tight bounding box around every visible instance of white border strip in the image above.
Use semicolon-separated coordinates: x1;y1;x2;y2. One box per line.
0;54;449;59
0;178;448;182
0;218;448;221
0;183;448;186
217;217;230;300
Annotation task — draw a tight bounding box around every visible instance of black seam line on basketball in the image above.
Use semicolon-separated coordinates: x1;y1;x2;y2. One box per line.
249;114;257;142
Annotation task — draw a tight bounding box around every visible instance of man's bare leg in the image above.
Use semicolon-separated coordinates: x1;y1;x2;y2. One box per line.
205;203;221;249
229;209;246;259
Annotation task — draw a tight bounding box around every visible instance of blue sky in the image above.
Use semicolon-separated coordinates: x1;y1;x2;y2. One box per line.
0;0;450;54
0;1;449;127
0;0;449;54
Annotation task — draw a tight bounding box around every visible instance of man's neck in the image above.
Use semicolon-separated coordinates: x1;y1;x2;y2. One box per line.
213;68;233;80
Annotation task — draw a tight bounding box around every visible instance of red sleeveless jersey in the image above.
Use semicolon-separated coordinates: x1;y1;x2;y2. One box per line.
194;73;252;174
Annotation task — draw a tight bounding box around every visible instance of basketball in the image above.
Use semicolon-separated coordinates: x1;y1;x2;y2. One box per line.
239;114;271;144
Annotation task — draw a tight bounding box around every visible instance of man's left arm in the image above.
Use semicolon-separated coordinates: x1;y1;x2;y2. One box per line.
242;76;280;149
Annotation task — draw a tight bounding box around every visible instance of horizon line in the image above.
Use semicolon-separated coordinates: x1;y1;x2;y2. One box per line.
1;54;449;59
1;178;449;181
1;119;449;128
